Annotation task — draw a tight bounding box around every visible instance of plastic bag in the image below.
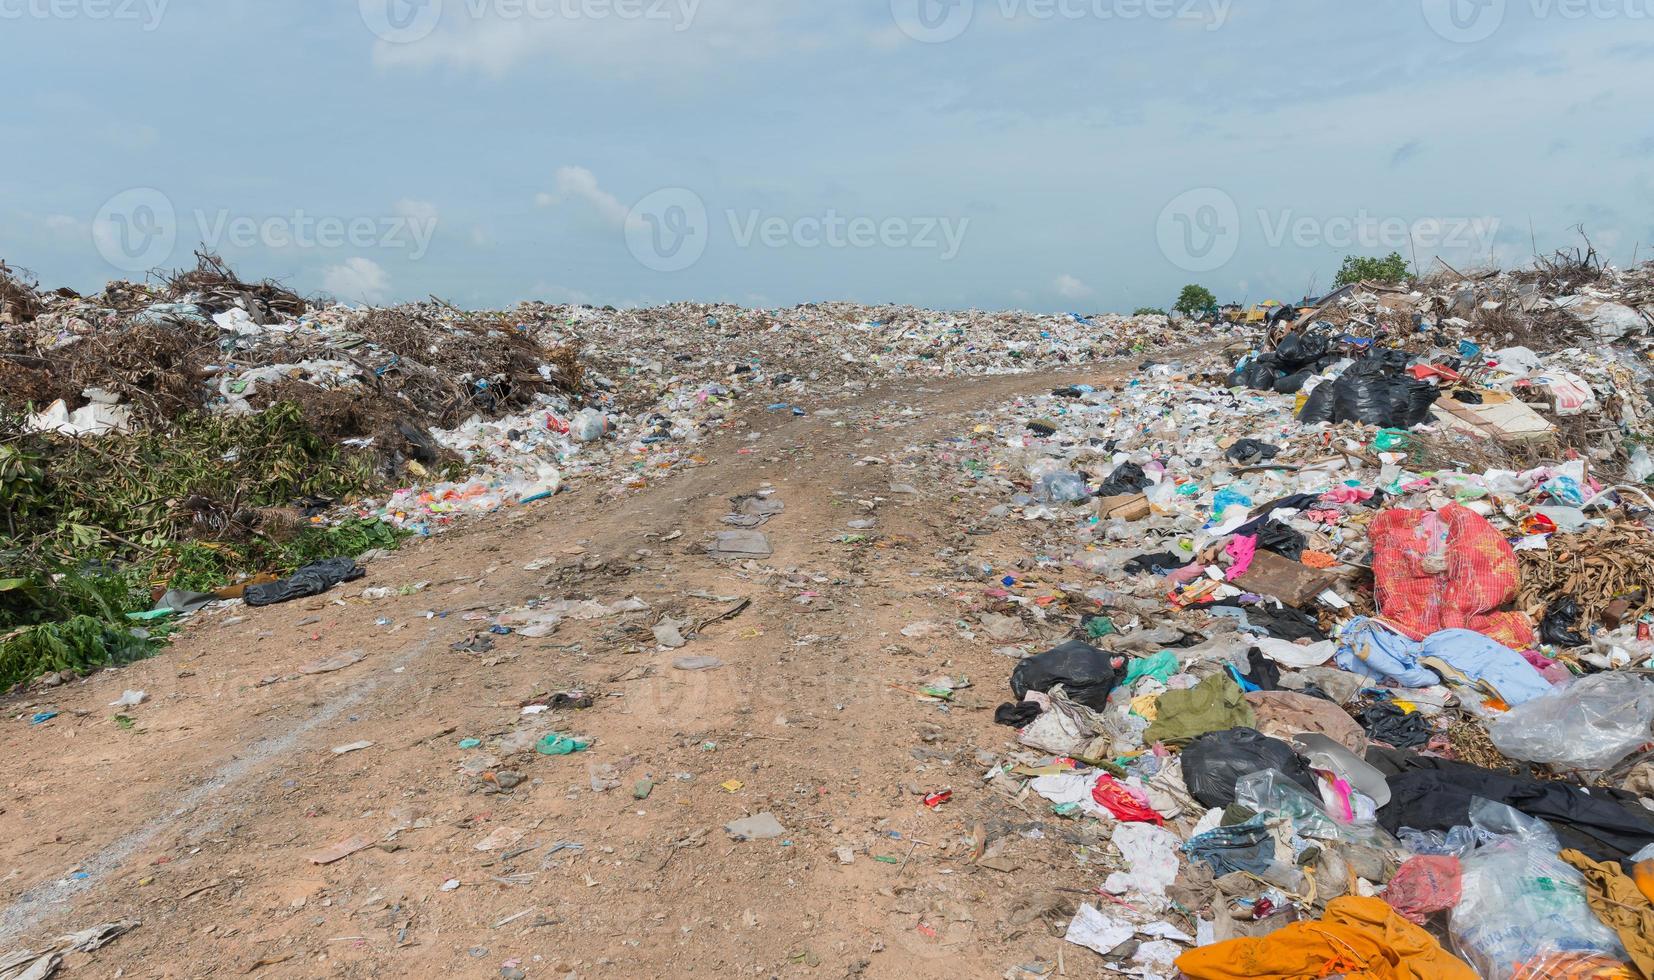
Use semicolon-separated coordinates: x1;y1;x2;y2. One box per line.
1096;462;1150;497
570;408;610;442
244;557;365;607
1035;471;1091;504
1486;672;1654;771
1451;800;1630;980
1178;728;1319;809
1010;639;1118;712
1225;439;1281;464
1234;769;1343;841
1540;597;1587;648
1274;331;1329;371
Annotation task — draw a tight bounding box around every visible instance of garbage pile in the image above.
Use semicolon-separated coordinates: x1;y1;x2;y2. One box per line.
946;262;1654;978
0;253;1209;691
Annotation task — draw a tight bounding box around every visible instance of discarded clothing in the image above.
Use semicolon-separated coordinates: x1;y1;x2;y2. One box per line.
1143;674;1255;747
1383;856;1461;926
1373;753;1654;862
1246;690;1367;755
1184;815;1274;876
1337;617;1552;704
1225;534;1259;581
1176;896;1476;980
1369;504;1534;649
1201;599;1328;642
1335;617;1442;689
1091;775;1165;825
244;557;364;607
1558;850;1654;979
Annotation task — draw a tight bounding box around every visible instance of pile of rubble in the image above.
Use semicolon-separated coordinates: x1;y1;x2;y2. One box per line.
933;261;1654;976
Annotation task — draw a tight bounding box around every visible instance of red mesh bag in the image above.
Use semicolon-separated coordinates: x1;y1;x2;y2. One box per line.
1369;504;1534;649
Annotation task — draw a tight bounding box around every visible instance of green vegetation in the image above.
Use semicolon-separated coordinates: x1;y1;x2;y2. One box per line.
0;403;408;691
1173;285;1218;318
1334;251;1411;287
1133;307;1168;317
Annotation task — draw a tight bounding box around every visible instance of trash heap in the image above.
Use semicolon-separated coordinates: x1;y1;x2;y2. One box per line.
0;254;1203;690
954;262;1654;978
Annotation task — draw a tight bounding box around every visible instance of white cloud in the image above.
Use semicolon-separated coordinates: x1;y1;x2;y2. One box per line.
537;166;629;226
1055;274;1094;299
394;198;440;223
369;2;799;79
323;257;391;305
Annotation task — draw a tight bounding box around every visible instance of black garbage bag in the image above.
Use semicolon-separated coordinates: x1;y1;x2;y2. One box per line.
1180;728;1320;809
1123;551;1194;576
1096;462;1151;497
1273;369;1313;395
1225;439;1281;464
1329;352;1442;428
1357;702;1430;748
1296;381;1336;424
1010;639;1118;711
1541;597;1588;648
1274;331;1329;372
244;557;365;607
1254;520;1307;561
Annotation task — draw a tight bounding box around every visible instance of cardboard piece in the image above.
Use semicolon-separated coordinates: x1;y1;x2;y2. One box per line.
1096;493;1151;522
1234;550;1337;607
1433;395;1555;443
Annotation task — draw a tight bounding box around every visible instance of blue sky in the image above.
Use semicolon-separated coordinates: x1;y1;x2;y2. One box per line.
1;0;1650;312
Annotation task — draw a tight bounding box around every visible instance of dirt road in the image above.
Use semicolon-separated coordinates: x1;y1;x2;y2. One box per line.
1;361;1143;978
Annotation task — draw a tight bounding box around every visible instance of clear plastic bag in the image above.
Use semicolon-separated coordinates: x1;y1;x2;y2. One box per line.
1486;672;1654;771
1450;800;1630;980
1235;768;1395;848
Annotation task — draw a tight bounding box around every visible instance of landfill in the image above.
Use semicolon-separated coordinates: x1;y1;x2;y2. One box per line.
5;252;1654;977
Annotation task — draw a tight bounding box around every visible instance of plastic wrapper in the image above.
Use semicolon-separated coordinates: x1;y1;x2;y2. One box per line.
1486;672;1654;771
1010;639;1117;712
1178;728;1318;809
1451;800;1630;980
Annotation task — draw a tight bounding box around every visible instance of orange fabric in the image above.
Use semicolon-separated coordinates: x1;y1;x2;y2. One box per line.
1176;897;1477;980
1632;859;1654;907
1369;504;1534;649
1301;551;1339;569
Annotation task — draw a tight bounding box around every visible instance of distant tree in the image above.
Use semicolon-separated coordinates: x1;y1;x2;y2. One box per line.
1133;307;1167;317
1173;285;1218;318
1333;252;1411;287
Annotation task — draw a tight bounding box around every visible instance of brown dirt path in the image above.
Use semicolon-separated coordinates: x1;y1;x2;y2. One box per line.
0;358;1151;978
